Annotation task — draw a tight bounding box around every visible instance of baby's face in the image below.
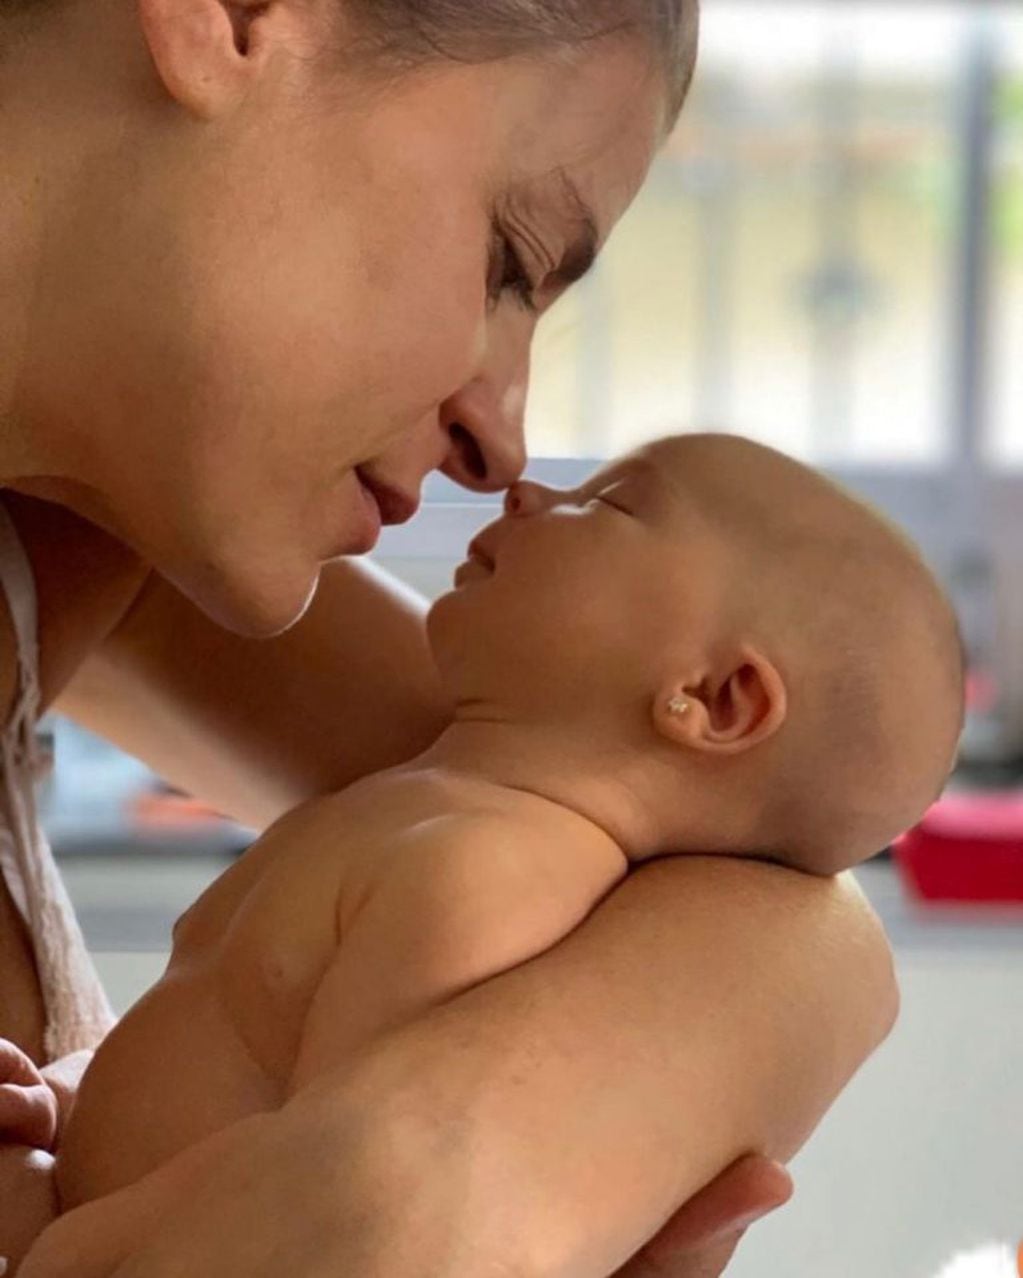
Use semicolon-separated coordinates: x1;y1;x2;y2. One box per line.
427;442;731;719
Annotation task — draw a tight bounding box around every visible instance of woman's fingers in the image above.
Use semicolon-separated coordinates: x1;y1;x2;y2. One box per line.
0;1040;46;1089
0;1041;57;1150
614;1154;793;1278
637;1234;745;1278
0;1082;57;1151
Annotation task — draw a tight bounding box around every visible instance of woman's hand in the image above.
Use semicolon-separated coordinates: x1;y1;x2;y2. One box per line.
0;1041;57;1152
617;1153;793;1278
0;1043;90;1273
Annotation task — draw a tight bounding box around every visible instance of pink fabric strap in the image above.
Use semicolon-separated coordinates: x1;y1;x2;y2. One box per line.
0;499;116;1060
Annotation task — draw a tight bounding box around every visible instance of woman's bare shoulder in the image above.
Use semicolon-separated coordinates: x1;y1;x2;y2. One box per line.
0;493;149;719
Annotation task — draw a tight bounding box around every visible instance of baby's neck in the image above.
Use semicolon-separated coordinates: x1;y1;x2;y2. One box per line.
399;718;668;863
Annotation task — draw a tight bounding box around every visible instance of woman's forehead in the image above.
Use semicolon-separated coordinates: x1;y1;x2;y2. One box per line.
498;45;666;240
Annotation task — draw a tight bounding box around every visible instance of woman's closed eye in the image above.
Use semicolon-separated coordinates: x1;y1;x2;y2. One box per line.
487;225;539;315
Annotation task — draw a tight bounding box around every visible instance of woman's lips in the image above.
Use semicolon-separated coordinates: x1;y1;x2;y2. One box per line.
334;470;420;558
350;475;383;553
356;470;420;526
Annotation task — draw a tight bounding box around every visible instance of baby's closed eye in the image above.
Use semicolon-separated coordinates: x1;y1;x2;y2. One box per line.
590;495;632;516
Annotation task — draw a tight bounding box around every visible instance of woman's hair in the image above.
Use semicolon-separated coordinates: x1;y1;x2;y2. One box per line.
2;0;700;125
347;0;700;125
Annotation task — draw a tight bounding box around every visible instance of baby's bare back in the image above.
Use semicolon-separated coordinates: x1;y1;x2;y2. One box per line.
56;770;625;1213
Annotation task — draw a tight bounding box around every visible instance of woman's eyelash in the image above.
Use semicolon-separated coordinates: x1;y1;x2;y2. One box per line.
488;226;539;315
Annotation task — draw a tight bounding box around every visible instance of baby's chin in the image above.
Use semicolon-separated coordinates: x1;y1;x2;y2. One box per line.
424;589;513;701
424;592;465;678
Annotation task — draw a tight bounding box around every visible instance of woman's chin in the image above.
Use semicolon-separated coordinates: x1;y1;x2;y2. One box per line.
171;557;322;639
158;498;376;637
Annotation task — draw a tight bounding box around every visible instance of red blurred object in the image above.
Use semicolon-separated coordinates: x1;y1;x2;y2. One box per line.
964;669;999;715
895;790;1023;903
130;788;228;831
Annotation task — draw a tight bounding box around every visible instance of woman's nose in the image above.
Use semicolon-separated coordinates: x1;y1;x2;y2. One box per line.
438;332;530;493
439;380;527;493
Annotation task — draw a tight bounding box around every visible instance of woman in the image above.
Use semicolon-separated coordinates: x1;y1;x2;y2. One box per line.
0;1;898;1275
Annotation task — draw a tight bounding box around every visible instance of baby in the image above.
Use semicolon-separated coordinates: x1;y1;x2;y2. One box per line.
4;433;965;1272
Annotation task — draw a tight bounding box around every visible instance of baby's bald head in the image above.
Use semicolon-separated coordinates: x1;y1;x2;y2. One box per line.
648;434;965;871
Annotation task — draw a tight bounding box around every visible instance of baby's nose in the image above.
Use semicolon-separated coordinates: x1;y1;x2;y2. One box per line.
504;480;552;517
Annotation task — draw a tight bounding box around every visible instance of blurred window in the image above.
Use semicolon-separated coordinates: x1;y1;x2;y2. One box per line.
989;14;1023;467
526;1;1014;469
387;2;1023;760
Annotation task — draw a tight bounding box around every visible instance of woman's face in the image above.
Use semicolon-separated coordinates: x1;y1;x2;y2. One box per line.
16;6;666;634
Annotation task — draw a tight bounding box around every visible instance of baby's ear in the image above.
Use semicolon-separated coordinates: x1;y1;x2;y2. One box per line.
653;645;787;757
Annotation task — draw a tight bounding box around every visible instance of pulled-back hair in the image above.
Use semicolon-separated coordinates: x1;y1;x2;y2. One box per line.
346;0;700;126
2;1;700;126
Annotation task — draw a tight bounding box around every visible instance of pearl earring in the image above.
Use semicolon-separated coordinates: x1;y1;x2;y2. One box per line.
667;696;690;716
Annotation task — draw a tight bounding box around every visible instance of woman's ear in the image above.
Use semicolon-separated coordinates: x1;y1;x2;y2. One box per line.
137;0;295;118
653;645;787;757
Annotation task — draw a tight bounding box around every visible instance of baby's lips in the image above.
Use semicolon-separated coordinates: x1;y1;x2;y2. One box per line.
0;1080;58;1150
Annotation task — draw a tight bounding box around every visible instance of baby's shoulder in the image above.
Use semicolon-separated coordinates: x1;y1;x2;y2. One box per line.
342;771;626;909
285;767;526;836
235;770;525;895
250;768;618;909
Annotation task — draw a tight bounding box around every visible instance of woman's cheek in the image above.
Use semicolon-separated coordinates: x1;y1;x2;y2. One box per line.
407;276;488;406
375;211;489;406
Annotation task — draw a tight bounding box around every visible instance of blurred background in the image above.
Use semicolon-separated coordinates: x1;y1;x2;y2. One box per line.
45;3;1023;1276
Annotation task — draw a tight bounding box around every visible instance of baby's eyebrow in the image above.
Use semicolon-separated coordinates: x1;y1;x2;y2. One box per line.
580;463;636;497
587;457;660;496
586;457;689;524
575;462;657;517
